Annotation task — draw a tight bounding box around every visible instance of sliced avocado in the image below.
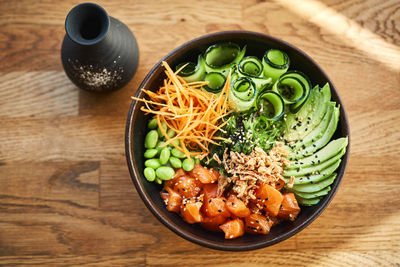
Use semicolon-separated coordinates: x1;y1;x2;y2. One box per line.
289;186;331;199
287;102;334;153
289;85;330;140
283;85;319;140
284;83;333;143
290;104;340;159
297;196;322;206
288;137;348;170
321;82;331;103
288;159;341;185
284;148;345;177
291;173;337;193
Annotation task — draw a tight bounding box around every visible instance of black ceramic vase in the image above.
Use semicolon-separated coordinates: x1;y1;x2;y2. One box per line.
61;3;139;93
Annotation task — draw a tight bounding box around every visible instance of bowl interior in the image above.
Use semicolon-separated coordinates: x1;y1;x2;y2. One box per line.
126;31;349;251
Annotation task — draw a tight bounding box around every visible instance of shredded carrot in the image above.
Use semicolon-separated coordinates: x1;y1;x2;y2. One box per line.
131;61;232;159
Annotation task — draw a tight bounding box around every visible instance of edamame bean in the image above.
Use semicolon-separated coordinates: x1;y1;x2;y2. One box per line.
171;148;186;158
157;122;167;136
159;147;171;165
144;167;156;182
145;130;158;149
144;158;161;169
167;128;176;138
155;178;163;184
148;118;157;129
182;158;195;171
156;166;175;180
156;140;168;154
169;157;182;168
144;149;158;158
170;139;180;147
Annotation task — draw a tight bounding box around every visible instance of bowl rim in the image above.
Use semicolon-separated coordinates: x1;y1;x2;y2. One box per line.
125;30;350;251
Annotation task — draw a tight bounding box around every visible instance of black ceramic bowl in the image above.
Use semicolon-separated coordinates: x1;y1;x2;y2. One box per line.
125;31;350;251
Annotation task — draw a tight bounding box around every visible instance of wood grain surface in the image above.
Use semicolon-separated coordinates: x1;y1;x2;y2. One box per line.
1;0;399;266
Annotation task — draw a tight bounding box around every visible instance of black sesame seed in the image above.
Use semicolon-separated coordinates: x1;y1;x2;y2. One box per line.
302;145;306;149
265;198;268;201
280;205;283;210
218;209;222;212
256;220;260;223
313;144;316;147
182;188;186;192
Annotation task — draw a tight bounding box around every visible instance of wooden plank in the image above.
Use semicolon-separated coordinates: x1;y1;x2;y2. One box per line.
0;255;145;266
0;161;99;208
0;72;79;117
145;250;399;266
0;195;156;255
0;116;125;162
0;0;242;26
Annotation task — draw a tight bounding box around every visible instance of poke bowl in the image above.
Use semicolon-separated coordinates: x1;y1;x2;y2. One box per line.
125;31;350;251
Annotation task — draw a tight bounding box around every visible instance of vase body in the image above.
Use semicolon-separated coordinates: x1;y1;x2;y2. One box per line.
61;3;139;92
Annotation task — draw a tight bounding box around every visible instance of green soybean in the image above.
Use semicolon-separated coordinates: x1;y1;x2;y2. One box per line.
167;129;176;138
155;178;163;185
182;158;195;171
170;139;180;147
156;166;175;180
157;122;167;137
169;157;182;168
145;130;158;149
159;147;171;165
148;118;157;129
171;148;186;158
144;167;156;182
144;158;161;169
144;149;158;158
156;140;169;154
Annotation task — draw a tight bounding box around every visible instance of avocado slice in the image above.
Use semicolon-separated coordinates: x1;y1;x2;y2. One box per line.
283;85;319;140
284;148;345;177
286;103;334;155
287;137;348;170
288;159;341;185
290;104;340;159
289;186;331;199
284;83;331;142
297;196;322;206
291;173;337;193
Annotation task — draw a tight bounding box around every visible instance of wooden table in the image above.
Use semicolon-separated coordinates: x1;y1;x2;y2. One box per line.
1;0;399;266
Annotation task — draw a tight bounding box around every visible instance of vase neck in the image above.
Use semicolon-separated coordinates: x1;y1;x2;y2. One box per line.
65;3;110;46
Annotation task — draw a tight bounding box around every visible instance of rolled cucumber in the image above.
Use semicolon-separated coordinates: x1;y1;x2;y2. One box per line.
228;77;257;112
176;55;206;82
204;42;246;77
262;49;290;82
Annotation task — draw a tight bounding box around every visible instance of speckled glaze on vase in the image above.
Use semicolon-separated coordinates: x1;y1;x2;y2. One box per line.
61;3;139;93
